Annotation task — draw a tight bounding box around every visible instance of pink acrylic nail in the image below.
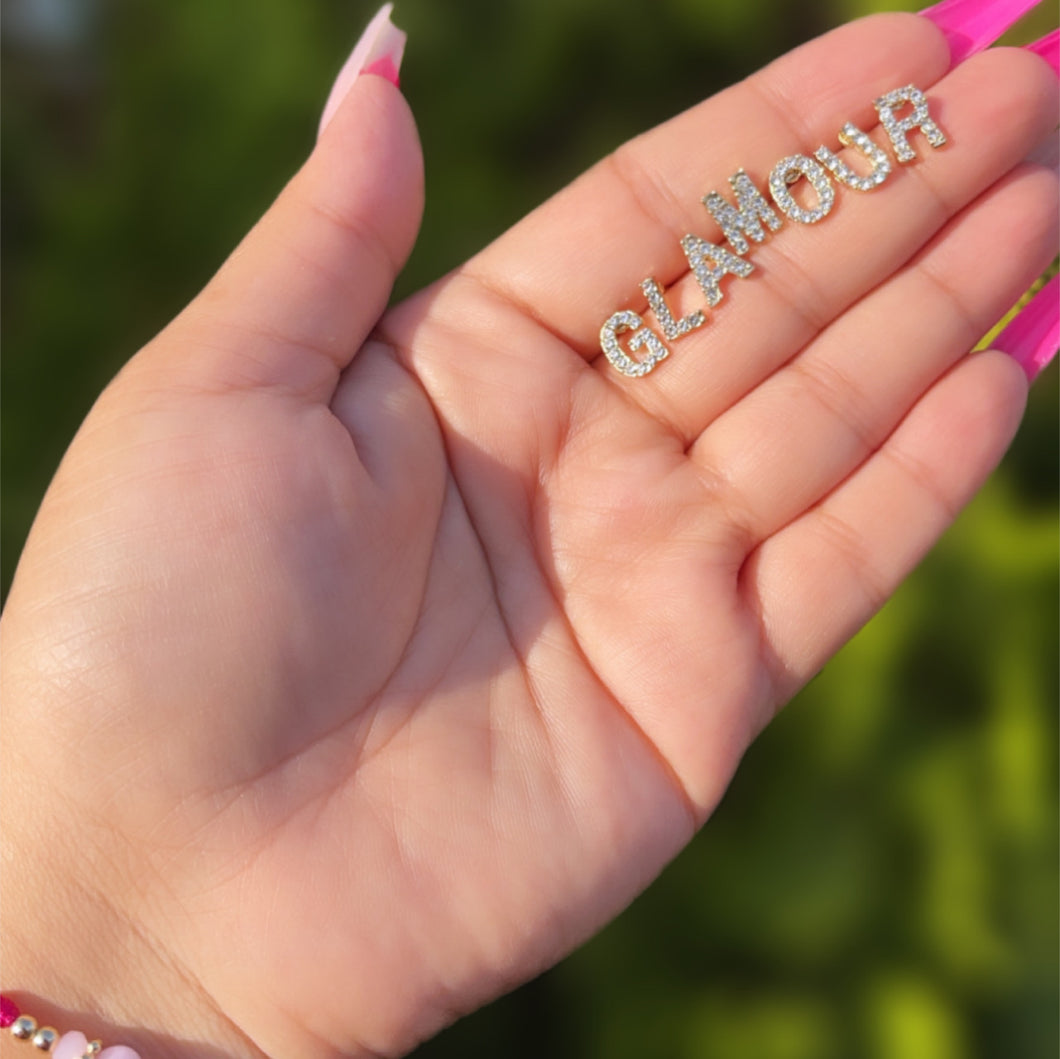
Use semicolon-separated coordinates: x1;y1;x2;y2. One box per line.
319;3;407;135
363;55;402;85
992;274;1059;381
1024;28;1060;77
918;0;1043;67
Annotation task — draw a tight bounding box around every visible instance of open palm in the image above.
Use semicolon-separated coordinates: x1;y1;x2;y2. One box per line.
2;14;1056;1059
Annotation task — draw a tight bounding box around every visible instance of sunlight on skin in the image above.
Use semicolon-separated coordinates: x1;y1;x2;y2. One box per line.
0;12;1056;1059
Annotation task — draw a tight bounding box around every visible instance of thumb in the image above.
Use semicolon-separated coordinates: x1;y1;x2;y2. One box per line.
151;3;423;402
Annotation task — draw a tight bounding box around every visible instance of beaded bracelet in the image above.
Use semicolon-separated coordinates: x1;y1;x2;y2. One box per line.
1;996;141;1058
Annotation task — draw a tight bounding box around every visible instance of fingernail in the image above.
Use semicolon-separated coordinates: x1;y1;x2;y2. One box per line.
992;274;1059;381
918;0;1043;67
319;3;407;135
1024;27;1060;77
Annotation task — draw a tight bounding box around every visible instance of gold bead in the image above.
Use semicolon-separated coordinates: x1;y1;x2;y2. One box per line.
84;1042;103;1058
31;1026;58;1050
11;1015;37;1039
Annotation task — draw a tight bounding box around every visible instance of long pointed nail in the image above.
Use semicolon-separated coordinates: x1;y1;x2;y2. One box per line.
1024;28;1060;77
319;3;407;136
992;275;1059;381
918;0;1043;67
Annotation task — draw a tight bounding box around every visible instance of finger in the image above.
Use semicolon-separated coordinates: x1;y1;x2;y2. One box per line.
458;12;949;355
147;66;423;402
688;156;1058;549
743;350;1028;703
380;12;953;465
601;45;1058;440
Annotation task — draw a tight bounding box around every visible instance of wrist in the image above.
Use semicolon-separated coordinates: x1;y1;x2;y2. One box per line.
1;735;264;1059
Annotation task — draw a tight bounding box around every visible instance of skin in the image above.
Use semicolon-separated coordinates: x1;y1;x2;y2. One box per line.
1;13;1057;1059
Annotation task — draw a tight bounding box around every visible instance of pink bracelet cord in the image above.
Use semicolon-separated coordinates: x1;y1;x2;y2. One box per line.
1;994;142;1058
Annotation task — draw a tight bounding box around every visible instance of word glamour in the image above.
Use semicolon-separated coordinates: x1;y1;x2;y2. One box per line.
599;84;947;377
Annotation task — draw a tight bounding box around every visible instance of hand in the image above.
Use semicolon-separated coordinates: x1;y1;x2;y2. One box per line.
2;12;1056;1059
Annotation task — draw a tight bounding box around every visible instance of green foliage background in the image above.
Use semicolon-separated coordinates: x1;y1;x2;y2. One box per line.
2;1;1056;1056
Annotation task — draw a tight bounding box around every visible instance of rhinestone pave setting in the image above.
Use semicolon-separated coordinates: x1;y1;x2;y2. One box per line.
600;83;947;377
